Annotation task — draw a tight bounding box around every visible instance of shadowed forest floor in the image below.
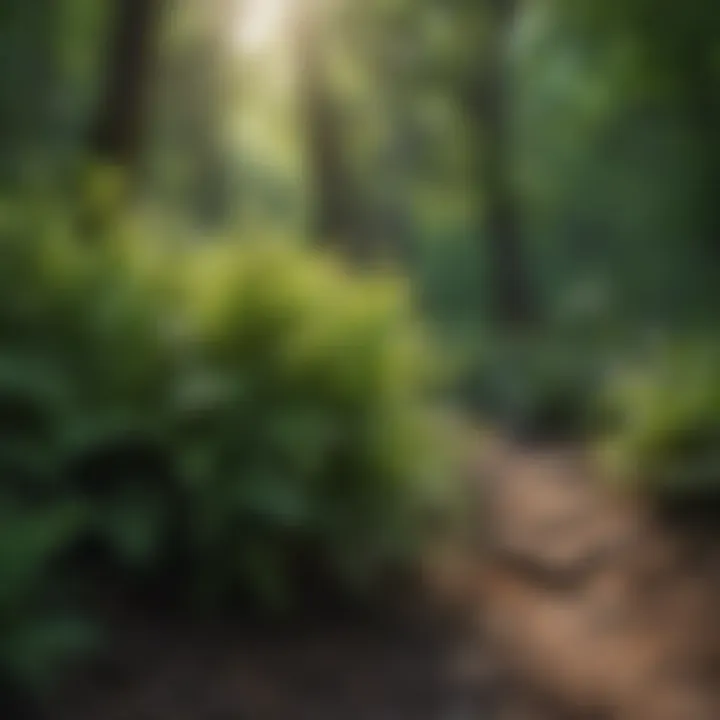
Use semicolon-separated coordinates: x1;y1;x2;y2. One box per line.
47;437;720;720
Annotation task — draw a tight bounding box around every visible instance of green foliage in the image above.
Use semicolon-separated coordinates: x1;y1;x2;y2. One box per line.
599;339;720;498
172;241;446;603
0;202;449;695
0;498;98;692
6;0;720;706
462;333;610;443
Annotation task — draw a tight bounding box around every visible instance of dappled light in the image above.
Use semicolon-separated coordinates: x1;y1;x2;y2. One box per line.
233;0;294;53
1;0;719;718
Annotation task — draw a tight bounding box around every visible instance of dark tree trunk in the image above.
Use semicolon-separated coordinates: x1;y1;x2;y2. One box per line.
89;0;166;172
687;60;720;258
468;0;536;328
295;3;367;263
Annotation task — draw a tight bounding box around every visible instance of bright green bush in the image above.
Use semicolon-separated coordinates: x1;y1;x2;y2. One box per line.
0;201;450;694
172;241;447;604
0;197;177;423
598;339;720;498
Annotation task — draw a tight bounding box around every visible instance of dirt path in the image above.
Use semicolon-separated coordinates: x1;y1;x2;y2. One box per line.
46;436;720;720
471;437;720;719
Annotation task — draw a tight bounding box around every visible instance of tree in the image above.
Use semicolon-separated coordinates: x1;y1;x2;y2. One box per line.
558;0;720;255
150;0;239;227
89;0;167;174
294;0;366;262
464;0;537;328
531;0;720;324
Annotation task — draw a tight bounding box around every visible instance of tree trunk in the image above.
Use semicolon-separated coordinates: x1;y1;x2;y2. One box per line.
687;60;720;258
469;0;536;328
89;0;166;173
294;2;366;263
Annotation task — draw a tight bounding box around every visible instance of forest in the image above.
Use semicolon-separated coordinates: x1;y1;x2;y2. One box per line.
0;0;719;718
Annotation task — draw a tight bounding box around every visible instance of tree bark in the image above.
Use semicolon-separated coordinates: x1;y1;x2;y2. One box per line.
294;2;367;263
89;0;166;172
469;0;537;328
686;58;720;258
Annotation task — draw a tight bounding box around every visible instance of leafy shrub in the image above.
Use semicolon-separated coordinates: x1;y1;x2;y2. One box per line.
598;339;720;503
0;496;98;695
0;201;450;694
0;197;182;571
172;242;447;605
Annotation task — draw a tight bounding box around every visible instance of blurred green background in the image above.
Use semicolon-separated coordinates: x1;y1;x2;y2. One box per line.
1;0;719;708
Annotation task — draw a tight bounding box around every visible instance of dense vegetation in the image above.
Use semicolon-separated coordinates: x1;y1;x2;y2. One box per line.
0;200;453;696
1;0;719;708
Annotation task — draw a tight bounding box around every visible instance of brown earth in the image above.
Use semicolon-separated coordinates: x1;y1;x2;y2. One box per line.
467;436;720;719
45;435;720;720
